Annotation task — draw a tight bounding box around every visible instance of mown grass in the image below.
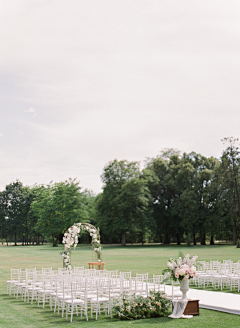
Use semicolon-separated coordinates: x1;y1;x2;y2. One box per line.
1;244;240;327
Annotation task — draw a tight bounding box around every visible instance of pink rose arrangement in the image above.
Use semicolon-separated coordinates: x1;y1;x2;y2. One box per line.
163;254;198;282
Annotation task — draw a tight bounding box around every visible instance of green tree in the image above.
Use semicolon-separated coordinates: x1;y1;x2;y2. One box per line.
144;156;170;244
0;181;32;245
179;153;218;245
32;179;84;246
97;160;152;246
217;137;240;244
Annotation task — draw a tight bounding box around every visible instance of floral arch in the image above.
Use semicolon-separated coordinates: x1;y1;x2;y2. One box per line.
61;223;101;269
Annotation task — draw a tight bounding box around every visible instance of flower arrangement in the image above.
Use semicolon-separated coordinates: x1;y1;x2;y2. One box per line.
113;291;170;320
162;254;198;282
60;223;102;269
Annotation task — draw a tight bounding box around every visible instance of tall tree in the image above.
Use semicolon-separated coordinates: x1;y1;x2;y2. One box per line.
0;181;31;245
218;137;240;244
145;156;171;244
32;179;84;246
97;159;152;246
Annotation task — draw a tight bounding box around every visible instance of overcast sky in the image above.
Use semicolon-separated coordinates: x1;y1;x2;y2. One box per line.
1;0;240;193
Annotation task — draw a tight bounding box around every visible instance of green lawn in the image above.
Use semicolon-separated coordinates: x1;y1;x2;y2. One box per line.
1;244;240;327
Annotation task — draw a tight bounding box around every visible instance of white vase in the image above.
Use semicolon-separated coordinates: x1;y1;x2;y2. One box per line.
180;279;189;300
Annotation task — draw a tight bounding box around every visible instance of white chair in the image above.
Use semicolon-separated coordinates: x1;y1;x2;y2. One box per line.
37;274;56;308
22;270;37;302
42;267;52;274
65;281;86;322
134;273;148;297
166;281;182;300
73;266;84;273
28;272;44;304
197;263;212;288
229;264;240;291
7;269;21;295
13;270;27;298
90;280;112;320
152;274;165;294
54;277;72;316
212;264;229;290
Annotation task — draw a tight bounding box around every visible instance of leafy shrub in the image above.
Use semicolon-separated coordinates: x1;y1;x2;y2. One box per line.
236;239;240;248
113;291;170;320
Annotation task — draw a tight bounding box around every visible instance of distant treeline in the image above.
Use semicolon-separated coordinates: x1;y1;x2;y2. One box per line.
1;137;240;246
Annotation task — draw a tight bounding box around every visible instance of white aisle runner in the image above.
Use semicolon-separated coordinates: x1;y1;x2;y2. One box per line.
164;285;240;315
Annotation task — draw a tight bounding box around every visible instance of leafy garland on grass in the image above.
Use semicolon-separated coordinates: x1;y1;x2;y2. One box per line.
60;223;101;269
113;291;170;320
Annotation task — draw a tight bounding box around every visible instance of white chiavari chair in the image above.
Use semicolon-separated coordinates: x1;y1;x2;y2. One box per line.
65;280;87;322
90;280;112;320
7;268;21;295
166;280;182;300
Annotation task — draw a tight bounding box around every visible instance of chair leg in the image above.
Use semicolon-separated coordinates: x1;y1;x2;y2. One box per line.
66;304;68;320
71;305;74;323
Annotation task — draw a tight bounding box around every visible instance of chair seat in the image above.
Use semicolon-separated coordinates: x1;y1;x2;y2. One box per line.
38;289;55;295
56;294;72;299
65;298;84;304
86;293;97;299
91;297;109;303
26;286;42;290
15;282;27;286
7;280;18;283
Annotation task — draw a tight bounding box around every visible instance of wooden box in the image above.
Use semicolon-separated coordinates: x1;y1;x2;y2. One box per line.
172;299;200;316
184;299;200;316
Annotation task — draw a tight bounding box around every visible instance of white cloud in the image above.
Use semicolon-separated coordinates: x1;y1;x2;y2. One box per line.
0;133;3;137
23;107;37;117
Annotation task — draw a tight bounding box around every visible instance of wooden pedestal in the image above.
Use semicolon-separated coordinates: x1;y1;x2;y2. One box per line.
172;299;200;316
184;300;200;315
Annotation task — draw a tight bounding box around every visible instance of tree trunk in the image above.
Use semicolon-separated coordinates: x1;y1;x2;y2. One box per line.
164;233;170;244
121;232;126;246
210;235;214;245
14;232;17;246
193;232;196;245
232;161;240;219
233;218;237;245
142;229;144;245
131;232;134;245
42;236;44;244
6;238;8;246
176;233;181;245
22;234;24;246
52;234;58;247
200;231;206;245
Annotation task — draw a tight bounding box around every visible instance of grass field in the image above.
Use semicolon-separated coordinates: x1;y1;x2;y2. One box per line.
1;244;240;327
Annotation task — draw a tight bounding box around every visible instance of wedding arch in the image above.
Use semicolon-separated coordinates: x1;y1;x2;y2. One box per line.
61;223;101;269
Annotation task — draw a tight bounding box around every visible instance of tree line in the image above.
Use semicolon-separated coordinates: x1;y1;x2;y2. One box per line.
1;137;240;246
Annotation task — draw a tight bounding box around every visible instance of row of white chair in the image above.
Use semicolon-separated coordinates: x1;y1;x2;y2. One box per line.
7;267;166;322
194;260;240;291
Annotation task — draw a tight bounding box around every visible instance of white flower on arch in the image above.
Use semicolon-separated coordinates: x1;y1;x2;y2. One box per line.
61;222;101;270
